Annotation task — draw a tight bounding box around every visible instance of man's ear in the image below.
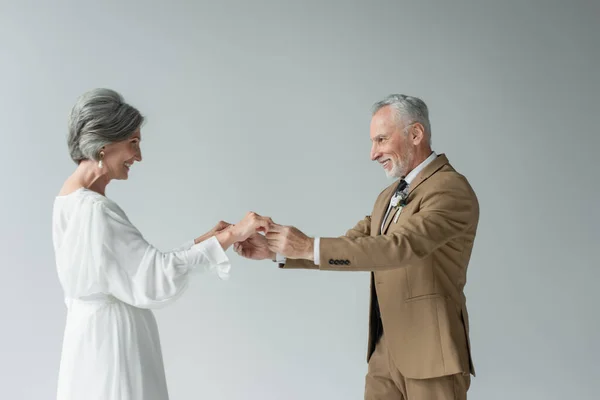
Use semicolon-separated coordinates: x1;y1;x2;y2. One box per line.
410;123;425;145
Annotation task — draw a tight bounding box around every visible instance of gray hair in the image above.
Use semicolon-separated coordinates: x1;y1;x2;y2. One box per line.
67;88;144;163
371;94;431;144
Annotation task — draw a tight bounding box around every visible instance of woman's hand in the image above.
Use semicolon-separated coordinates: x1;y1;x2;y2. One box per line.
194;220;232;245
229;212;273;242
211;220;231;235
215;212;272;250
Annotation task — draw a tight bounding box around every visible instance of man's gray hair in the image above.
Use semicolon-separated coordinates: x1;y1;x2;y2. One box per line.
372;94;431;144
67;88;144;163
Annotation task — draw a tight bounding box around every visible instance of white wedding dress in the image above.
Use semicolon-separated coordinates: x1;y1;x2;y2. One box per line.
52;188;230;400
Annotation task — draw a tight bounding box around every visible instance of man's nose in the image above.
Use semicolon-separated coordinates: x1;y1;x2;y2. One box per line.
370;145;380;161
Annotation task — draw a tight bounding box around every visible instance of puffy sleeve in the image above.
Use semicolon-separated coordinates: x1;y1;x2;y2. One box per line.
86;199;231;309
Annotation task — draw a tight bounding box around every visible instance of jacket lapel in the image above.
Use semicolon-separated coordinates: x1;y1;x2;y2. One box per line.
381;203;398;234
373;184;397;235
379;154;450;235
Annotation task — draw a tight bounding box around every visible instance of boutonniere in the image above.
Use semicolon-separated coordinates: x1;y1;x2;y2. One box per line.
390;188;409;223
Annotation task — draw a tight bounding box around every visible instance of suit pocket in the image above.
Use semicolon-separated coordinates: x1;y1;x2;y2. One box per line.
404;293;444;303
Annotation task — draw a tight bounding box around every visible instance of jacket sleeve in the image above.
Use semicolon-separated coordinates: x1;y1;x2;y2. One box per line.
279;215;372;270
283;178;478;271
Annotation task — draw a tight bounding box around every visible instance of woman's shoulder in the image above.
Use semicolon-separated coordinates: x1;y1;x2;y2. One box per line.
55;188;126;219
83;190;127;218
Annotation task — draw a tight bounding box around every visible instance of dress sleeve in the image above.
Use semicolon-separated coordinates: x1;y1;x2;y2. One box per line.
87;200;230;308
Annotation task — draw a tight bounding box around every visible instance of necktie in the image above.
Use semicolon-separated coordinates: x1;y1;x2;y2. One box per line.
394;179;408;198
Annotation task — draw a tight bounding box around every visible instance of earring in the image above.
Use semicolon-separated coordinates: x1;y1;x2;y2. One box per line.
98;152;104;169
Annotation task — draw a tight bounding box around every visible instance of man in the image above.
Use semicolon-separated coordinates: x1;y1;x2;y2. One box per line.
235;94;479;400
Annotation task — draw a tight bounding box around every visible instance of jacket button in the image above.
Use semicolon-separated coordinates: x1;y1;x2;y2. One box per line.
328;259;333;265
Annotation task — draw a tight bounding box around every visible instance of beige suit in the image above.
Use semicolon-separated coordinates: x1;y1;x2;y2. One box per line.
281;154;479;398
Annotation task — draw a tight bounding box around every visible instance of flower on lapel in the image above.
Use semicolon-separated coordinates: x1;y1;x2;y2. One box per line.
390;187;409;208
391;189;409;223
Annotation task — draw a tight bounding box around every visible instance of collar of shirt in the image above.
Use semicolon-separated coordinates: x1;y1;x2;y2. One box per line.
403;151;437;186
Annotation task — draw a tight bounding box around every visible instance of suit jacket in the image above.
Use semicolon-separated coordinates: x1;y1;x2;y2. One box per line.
280;154;479;379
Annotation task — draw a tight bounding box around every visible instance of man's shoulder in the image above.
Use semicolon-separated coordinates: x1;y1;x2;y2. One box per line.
437;163;472;184
422;162;478;201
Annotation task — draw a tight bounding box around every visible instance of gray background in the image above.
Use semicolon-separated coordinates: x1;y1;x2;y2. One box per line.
0;0;598;399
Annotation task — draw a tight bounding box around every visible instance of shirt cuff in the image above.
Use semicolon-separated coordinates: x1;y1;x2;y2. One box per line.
274;238;319;265
173;239;195;251
188;236;231;280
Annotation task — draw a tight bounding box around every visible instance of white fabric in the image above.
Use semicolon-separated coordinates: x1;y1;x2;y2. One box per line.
52;188;231;400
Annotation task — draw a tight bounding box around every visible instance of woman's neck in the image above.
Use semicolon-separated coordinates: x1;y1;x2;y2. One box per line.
72;161;110;196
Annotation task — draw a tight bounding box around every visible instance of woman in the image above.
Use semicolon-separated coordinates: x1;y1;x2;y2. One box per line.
52;88;270;400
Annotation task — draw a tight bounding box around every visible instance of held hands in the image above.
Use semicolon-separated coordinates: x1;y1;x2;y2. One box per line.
234;221;314;261
233;232;274;260
205;213;314;260
213;212;273;251
229;212;273;242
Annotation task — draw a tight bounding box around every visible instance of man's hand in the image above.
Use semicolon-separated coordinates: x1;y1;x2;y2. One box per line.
234;232;275;260
265;224;314;260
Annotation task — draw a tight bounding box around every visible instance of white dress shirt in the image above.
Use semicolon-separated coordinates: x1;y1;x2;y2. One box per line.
275;152;438;265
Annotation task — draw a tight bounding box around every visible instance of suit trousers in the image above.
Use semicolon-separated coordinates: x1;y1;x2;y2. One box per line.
364;333;470;400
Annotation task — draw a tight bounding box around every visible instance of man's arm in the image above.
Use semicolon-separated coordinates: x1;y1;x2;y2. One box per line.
277;215;373;270
344;215;372;238
283;178;478;271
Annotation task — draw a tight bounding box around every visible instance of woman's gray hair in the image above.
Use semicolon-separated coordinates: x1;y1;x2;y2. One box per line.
67;88;144;163
371;94;432;144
